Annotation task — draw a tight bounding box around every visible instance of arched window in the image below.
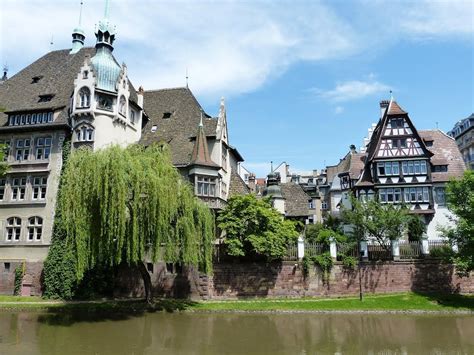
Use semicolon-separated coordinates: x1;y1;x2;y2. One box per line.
78;87;91;108
6;217;21;241
75;124;94;142
28;216;43;241
119;96;127;116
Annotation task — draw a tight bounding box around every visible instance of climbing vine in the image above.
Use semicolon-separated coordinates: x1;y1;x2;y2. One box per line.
44;144;215;299
14;262;25;296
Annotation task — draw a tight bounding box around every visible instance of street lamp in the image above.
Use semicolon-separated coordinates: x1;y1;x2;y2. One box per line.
359;250;364;301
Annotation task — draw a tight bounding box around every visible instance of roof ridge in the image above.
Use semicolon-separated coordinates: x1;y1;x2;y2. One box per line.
144;86;189;93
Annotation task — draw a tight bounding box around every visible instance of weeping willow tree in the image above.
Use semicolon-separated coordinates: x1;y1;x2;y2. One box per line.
44;144;215;300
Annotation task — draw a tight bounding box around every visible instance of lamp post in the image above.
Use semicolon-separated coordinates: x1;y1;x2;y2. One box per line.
359;250;364;301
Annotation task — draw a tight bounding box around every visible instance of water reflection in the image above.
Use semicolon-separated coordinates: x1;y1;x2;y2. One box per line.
0;311;473;354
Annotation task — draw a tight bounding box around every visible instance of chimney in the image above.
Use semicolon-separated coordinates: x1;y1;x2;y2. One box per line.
379;100;390;118
350;144;356;154
248;173;256;193
137;86;144;108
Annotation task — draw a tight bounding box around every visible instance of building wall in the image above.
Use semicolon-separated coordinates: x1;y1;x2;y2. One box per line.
0;128;66;261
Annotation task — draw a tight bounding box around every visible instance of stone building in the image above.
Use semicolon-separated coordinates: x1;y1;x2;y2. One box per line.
448;113;473;170
0;2;142;268
140;89;248;210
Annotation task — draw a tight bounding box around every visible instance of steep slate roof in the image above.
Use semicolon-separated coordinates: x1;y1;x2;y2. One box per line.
0;47;95;125
280;183;311;217
419;129;466;182
190;122;218;167
140;87;218;166
228;171;250;198
0;47;139;127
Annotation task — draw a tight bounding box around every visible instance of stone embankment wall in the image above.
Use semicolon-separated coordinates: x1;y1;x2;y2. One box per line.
209;260;474;299
1;260;473;299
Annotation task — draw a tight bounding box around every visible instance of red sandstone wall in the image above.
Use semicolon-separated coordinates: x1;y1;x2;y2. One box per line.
0;261;43;296
208;261;474;299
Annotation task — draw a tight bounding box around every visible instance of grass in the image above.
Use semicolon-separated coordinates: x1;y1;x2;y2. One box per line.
0;293;472;312
193;293;474;312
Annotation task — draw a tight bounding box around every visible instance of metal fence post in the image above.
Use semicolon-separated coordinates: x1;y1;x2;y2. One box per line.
297;235;305;260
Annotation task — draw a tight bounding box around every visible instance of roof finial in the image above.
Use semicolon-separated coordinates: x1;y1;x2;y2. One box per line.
50;35;54;49
390;90;394;101
186;67;189;88
1;64;8;82
79;1;84;26
104;0;110;19
199;110;203;127
271;161;273;172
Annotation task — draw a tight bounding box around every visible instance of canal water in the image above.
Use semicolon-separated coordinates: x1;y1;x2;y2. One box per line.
0;311;473;354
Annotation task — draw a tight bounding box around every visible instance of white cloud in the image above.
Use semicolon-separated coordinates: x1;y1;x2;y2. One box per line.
0;0;471;100
313;80;392;102
334;106;345;114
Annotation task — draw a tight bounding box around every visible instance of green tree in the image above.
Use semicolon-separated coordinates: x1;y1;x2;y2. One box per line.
217;194;299;261
407;215;426;241
342;195;411;250
43;144;215;301
444;170;474;275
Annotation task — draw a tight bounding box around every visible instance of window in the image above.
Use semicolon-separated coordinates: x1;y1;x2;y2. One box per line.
4;262;10;272
379;188;402;203
27;216;43;241
6;217;21;241
197;176;216;197
402;161;427;175
31;76;43;84
162;112;172;119
32;176;47;200
76;126;94;142
308;200;314;209
404;187;430;203
222;148;228;171
393;138;407;148
97;95;113;110
78;87;91;108
390;118;404;128
38;94;54;102
321;201;328;210
119;96;126;116
433;165;448;172
0;178;5;200
130;110;136;124
378;162;399;176
435;187;446;206
83;70;89;79
15;138;30;161
11;177;26;201
35;137;52;160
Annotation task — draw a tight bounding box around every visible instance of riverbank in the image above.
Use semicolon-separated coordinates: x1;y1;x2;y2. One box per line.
0;292;473;313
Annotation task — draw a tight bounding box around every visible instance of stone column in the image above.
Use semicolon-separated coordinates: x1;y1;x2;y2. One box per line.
297;235;305;260
392;239;400;261
360;240;368;261
421;237;429;256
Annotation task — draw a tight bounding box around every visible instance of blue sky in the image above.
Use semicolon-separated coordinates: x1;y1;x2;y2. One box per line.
1;0;473;176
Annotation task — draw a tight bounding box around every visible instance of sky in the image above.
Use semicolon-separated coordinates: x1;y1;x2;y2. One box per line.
1;0;473;177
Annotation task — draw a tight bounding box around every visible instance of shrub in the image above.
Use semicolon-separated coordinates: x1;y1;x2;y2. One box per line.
341;255;358;270
13;263;25;296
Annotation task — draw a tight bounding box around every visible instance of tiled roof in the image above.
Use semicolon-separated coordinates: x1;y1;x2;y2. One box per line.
419;129;466;182
280;183;311;217
0;47;95;125
387;100;407;115
348;153;366;179
140;87;218;166
0;47;139;126
228;171;250;198
190;123;219;167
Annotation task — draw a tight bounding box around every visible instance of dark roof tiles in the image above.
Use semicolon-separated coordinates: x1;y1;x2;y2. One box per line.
280;183;311;217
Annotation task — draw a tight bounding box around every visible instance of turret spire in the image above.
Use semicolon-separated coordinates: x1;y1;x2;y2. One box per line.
70;1;86;54
95;0;116;51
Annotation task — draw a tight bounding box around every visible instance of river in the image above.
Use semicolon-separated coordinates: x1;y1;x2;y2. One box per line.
0;311;473;354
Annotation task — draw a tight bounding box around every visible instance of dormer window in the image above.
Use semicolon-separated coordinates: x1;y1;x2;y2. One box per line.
119;96;127;116
38;94;54;102
31;76;43;84
78;87;91;108
163;112;172;119
83;71;89;79
424;140;434;147
151;125;157;132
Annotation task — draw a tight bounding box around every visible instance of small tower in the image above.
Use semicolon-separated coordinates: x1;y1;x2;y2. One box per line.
90;0;121;92
70;1;86;54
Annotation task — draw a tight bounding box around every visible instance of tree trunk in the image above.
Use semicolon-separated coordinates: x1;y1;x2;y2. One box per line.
138;262;152;303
